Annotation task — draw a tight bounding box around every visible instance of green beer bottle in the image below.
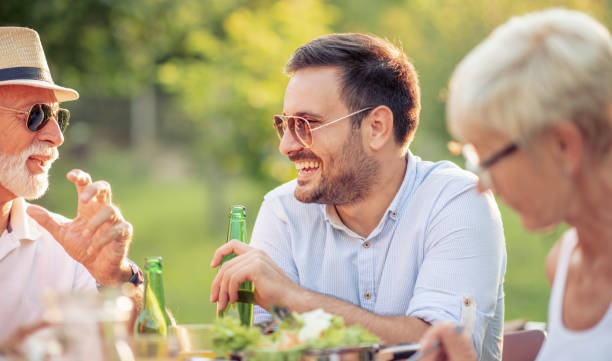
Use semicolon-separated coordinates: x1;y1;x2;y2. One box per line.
218;205;254;326
135;257;172;335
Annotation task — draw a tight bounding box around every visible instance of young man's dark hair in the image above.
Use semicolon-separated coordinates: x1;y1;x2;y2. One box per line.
285;33;421;149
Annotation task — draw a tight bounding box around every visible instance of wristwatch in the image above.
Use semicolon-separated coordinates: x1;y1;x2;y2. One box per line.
96;259;144;290
126;259;144;287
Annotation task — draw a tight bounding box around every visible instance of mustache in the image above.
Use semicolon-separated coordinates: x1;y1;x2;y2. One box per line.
289;151;320;163
26;142;58;162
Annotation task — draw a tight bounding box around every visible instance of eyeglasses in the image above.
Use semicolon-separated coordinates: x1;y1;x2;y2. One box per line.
448;141;519;189
0;103;70;133
273;107;373;148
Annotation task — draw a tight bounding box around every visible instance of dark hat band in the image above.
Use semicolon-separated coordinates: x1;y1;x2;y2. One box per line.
0;66;51;83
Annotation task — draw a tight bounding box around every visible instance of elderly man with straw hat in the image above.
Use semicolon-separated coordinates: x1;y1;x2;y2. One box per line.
0;27;143;351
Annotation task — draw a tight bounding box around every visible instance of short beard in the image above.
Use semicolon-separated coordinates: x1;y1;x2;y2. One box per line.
0;142;58;200
295;131;379;205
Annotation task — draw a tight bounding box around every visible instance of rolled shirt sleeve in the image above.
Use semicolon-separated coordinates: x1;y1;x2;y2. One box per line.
406;181;506;361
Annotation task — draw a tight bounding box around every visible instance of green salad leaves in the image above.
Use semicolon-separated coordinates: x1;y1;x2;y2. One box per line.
211;309;380;360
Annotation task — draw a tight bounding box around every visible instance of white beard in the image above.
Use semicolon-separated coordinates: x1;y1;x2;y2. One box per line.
0;142;58;200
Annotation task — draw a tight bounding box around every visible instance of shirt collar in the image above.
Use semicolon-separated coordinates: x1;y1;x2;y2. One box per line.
386;150;418;219
0;198;39;261
325;204;362;238
322;151;418;236
8;198;41;241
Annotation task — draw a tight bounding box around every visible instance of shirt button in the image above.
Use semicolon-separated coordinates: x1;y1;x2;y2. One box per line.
363;241;371;249
391;211;398;217
364;292;372;300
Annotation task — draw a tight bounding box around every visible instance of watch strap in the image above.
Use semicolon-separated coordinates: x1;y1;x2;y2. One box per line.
96;259;143;290
126;259;144;287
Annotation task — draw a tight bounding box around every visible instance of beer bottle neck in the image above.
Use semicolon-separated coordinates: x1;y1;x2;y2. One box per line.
143;270;166;311
222;216;247;265
227;219;247;243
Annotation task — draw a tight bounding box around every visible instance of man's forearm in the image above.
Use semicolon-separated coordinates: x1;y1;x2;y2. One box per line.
285;287;430;345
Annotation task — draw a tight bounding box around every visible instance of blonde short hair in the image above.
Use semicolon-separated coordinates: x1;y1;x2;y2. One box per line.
447;8;612;157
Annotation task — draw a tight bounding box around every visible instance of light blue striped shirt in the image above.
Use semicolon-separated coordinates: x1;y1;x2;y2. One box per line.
250;152;506;361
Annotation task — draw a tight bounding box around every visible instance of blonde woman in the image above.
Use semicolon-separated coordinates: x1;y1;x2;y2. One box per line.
420;8;612;361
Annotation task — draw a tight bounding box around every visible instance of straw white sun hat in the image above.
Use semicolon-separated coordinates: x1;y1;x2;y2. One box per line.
0;26;79;102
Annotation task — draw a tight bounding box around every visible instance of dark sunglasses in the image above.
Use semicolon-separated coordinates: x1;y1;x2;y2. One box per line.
0;103;70;133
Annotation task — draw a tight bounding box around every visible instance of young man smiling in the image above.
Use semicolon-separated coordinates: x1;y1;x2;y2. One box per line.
210;33;506;361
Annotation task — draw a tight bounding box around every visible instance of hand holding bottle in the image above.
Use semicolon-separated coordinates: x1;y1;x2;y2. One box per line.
215;205;254;326
209;239;300;313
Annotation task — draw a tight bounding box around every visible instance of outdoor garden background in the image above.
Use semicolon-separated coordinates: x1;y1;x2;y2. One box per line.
2;0;603;324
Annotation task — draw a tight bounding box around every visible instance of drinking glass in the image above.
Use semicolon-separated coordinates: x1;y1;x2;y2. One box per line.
173;324;216;360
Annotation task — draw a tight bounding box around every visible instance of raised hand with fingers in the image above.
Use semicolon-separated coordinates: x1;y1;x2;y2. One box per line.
26;169;134;286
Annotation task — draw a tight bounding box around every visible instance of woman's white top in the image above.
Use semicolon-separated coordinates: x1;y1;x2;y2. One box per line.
535;229;612;360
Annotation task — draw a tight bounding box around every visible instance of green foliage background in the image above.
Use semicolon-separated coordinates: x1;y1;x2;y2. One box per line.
1;0;603;324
